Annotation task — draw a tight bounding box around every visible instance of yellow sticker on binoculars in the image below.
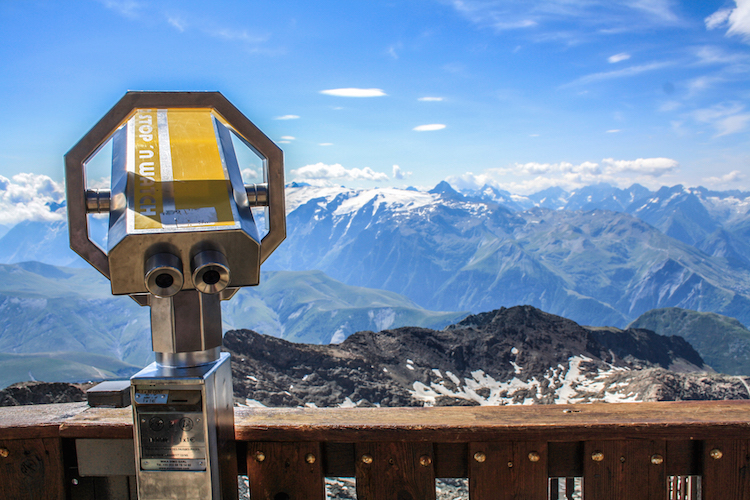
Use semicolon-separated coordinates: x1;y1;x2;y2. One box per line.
129;108;236;231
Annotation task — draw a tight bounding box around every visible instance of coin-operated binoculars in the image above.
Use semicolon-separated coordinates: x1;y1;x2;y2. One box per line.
65;92;285;499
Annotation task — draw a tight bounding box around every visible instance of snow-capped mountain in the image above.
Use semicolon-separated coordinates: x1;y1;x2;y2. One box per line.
264;183;750;328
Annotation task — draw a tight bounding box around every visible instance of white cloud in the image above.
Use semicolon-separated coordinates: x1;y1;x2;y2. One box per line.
445;157;680;195
241;168;260;180
413;124;446;131
418;97;444;102
167;16;187;32
608;53;631;63
606;129;621;133
703;170;743;185
274;115;300;120
280;136;295;140
320;88;387;97
0;173;66;225
392;165;412;180
291;163;389;182
601;157;678;176
319;143;333;146
706;1;750;41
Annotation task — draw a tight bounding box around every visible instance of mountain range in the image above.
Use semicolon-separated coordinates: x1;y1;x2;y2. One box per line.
262;182;750;328
3;181;750;385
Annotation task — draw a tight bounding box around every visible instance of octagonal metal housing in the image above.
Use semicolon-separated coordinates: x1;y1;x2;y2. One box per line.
65;92;286;296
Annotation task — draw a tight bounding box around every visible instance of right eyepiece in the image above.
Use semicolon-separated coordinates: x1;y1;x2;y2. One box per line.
144;253;184;297
191;250;230;294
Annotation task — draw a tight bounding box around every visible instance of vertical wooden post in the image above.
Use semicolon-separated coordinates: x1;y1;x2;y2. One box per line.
0;438;65;500
583;439;666;500
246;442;325;500
702;439;750;500
468;441;547;500
355;442;436;500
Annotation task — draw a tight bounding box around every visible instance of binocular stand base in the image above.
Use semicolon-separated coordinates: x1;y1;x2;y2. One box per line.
131;352;238;500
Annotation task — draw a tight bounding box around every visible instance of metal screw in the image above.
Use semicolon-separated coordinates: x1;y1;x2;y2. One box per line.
710;449;723;460
72;478;79;486
528;452;540;462
305;453;316;464
0;448;9;458
620;456;626;463
591;451;604;462
361;454;373;464
651;454;664;465
473;452;486;463
255;451;266;462
507;461;513;468
419;455;432;467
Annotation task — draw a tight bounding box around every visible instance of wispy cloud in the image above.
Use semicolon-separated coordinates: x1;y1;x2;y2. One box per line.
703;169;743;185
418;96;444;102
413;124;446;131
0;173;66;225
274;115;300;120
167;15;187;32
608;53;631;63
443;0;684;41
320;88;387;97
98;0;142;18
692;102;750;137
564;61;672;86
291;163;389;183
606;129;621;133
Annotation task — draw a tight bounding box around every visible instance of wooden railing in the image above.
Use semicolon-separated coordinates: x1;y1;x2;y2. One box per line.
1;400;749;499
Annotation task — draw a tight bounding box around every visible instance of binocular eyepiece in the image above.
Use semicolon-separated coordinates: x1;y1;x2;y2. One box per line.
144;250;230;298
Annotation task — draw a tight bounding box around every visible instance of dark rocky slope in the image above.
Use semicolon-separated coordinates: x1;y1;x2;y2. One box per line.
226;306;750;407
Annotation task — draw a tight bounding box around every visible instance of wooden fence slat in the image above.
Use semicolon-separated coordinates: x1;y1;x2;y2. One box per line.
0;438;65;500
469;441;547;500
584;439;666;500
702;439;750;500
355;442;436;500
246;442;324;500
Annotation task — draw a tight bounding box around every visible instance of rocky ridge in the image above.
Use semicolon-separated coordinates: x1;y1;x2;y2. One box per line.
226;305;750;408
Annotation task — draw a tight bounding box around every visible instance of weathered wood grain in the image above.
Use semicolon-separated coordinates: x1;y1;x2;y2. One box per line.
246;441;325;500
0;437;65;499
355;442;436;500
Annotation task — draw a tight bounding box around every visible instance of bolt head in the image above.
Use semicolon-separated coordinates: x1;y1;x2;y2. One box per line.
305;453;316;464
473;452;486;463
651;454;664;465
591;451;604;462
419;455;432;467
710;448;723;460
361;454;373;464
0;448;9;458
528;451;540;462
255;451;266;463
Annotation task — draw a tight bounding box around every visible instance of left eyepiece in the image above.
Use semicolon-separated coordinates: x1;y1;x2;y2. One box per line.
144;253;184;297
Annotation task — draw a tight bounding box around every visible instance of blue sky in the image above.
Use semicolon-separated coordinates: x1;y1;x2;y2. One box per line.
0;0;749;222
